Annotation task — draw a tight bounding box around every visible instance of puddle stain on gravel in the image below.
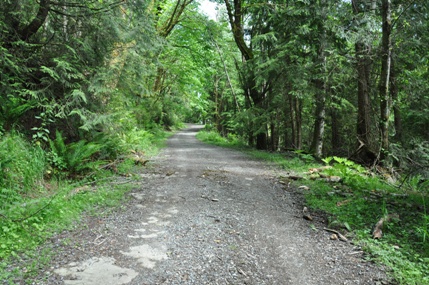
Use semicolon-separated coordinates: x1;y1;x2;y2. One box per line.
119;207;175;268
55;205;178;283
54;257;138;285
121;244;168;269
128;228;165;239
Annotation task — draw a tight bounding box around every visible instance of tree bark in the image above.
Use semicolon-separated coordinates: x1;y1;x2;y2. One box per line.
331;105;341;155
310;0;327;157
311;80;326;157
352;0;377;164
213;39;240;113
390;53;402;143
157;0;194;37
152;0;194;125
19;0;51;41
213;76;223;133
378;0;392;161
289;95;297;149
295;98;303;150
223;0;253;61
223;0;267;150
290;96;303;150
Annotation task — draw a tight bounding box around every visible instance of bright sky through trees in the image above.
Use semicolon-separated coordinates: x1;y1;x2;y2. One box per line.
199;0;218;20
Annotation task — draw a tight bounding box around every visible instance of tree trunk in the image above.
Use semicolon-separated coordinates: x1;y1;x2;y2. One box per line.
223;0;267;150
289;95;303;150
355;40;373;148
352;0;377;164
294;97;303;150
213;76;223;134
331;106;341;155
152;0;194;112
289;94;297;149
19;0;51;41
213;39;240;113
310;1;327;157
378;0;392;161
270;112;280;151
223;0;253;61
156;0;194;37
283;88;293;149
311;84;326;157
390;54;402;143
256;133;267;150
252;84;267;150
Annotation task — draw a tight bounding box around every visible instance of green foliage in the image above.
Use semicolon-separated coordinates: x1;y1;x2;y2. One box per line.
304;160;429;284
391;140;429;181
91;131;124;161
360;239;429;285
294;150;317;164
196;130;246;148
119;128;154;153
0;133;46;208
322;156;370;189
200;133;429;284
414;180;429;245
48;131;68;172
48;131;102;177
67;140;103;175
1;0;429;283
0;180;133;275
0;125;170;281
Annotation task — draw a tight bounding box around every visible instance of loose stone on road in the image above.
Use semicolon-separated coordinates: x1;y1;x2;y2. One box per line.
46;124;389;284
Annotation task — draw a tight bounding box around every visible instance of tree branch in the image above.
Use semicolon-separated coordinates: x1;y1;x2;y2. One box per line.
20;0;51;41
223;0;253;60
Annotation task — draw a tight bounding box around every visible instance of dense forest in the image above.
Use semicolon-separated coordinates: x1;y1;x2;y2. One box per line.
1;0;429;283
1;0;428;170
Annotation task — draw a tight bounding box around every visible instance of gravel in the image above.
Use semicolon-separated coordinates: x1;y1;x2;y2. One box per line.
8;124;392;285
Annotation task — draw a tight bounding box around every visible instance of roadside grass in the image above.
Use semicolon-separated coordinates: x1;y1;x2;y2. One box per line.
197;130;429;285
196;130;246;149
0;128;171;284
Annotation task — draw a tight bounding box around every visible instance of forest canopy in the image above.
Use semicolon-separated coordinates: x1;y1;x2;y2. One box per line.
1;0;428;172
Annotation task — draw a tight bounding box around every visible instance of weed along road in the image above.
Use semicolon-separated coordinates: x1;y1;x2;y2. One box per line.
50;124;387;284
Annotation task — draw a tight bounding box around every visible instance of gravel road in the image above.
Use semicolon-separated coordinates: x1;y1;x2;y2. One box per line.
19;124;390;285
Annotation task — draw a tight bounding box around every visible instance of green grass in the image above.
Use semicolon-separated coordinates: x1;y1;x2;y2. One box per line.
0;127;171;283
197;130;429;285
196;130;247;148
0;180;133;283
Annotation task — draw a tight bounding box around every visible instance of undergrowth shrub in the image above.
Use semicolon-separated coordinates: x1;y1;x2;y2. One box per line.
48;130;103;177
391;140;429;181
0;132;46;210
196;130;245;147
92;131;124;160
119;128;155;153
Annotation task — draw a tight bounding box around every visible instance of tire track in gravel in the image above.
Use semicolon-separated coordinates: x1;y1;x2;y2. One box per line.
51;124;390;285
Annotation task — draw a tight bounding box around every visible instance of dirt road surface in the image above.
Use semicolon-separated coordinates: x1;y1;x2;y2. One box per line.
24;124;390;284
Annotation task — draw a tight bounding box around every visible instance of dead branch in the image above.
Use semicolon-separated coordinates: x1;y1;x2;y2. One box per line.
372;213;399;239
323;227;348;242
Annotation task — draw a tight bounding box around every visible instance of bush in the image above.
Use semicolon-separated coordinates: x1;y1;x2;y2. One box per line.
118;128;155;153
0;132;46;209
48;130;103;177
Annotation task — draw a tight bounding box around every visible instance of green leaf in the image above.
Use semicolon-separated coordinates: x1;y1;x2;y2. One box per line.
69;89;87;104
40;66;60;80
